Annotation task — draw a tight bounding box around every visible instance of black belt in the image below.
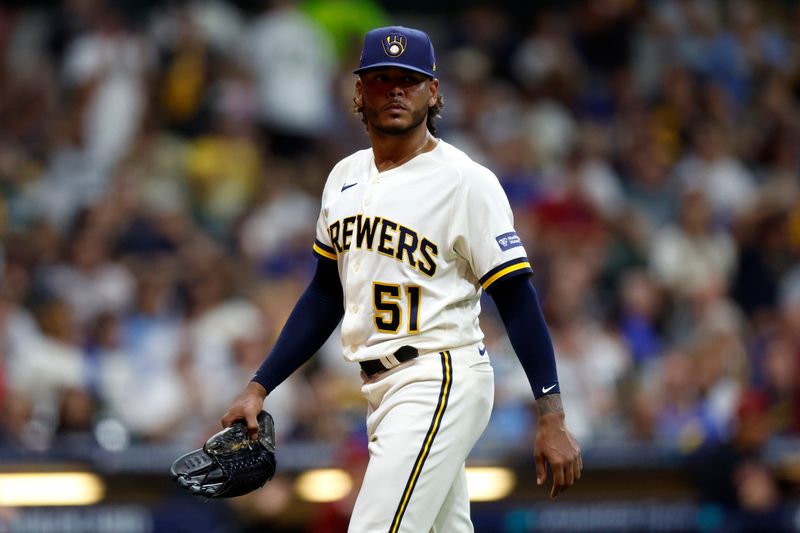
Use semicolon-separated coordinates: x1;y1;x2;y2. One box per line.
360;346;419;377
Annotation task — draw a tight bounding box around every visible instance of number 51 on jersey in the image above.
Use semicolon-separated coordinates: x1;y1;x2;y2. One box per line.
373;282;421;334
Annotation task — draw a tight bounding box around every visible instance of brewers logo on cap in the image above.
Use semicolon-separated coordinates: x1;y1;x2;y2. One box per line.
354;26;437;78
382;33;407;57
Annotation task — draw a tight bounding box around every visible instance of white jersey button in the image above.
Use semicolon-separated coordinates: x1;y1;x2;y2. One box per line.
353;263;360;272
351;305;359;313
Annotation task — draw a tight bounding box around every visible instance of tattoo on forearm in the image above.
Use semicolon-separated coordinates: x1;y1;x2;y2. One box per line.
537;393;564;417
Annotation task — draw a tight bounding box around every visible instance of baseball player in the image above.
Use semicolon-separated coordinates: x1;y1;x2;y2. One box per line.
223;25;581;532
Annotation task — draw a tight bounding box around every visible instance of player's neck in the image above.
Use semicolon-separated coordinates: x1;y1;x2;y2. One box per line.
370;128;436;173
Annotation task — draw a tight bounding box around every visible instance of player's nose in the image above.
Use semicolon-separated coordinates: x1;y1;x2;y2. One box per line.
387;83;405;96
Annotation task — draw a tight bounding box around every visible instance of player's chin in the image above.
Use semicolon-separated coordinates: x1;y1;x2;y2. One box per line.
373;120;414;136
374;113;423;135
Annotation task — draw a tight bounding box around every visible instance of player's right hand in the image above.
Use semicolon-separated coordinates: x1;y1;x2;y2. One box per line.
221;381;268;440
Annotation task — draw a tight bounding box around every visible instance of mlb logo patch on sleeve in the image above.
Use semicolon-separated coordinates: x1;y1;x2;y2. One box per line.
496;232;522;251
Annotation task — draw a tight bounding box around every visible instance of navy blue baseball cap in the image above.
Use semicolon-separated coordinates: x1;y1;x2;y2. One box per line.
354;26;437;78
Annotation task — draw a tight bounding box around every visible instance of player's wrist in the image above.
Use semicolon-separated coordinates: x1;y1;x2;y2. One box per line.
246;380;269;399
536;393;564;420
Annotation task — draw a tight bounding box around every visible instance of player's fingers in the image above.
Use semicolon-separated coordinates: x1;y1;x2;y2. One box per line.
550;462;565;499
575;453;583;480
563;460;575;488
535;452;547;486
221;411;237;428
246;411;260;440
550;479;559;499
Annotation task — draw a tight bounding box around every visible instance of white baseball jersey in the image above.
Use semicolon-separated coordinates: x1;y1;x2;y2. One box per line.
312;140;532;363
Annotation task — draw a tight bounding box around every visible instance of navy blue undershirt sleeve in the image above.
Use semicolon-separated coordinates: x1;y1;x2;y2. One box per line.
253;259;344;394
487;273;560;399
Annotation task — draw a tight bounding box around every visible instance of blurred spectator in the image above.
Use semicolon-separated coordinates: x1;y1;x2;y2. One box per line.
617;269;665;365
61;1;154;183
0;278;40;443
653;348;716;450
649;189;736;300
644;0;719;80
620;133;679;234
511;9;581;99
155;4;218;137
757;333;799;435
94;263;191;443
42;219;135;329
704;0;790;104
742;73;800;177
237;159;318;276
692;331;747;443
239;0;336;158
672;121;756;222
521;96;577;174
563;123;627;220
650;67;700;161
184;101;263;236
731;207;794;322
7;297;86;448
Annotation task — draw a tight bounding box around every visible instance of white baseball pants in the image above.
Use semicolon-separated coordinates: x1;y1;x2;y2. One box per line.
348;344;494;533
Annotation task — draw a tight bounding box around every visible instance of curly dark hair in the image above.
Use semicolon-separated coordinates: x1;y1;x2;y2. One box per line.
353;94;445;136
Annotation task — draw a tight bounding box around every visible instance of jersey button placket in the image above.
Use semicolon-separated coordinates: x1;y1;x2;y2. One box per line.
363;170;378;210
363;186;372;208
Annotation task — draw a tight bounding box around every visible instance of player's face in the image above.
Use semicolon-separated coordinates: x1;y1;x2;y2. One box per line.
356;68;438;136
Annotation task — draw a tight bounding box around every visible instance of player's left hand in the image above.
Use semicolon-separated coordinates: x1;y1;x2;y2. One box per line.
534;410;582;500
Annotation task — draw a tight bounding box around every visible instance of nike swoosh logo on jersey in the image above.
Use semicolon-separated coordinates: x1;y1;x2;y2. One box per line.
341;182;357;192
542;384;557;394
478;345;487;356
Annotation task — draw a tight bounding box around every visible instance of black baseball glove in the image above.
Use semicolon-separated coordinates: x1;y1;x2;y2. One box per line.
170;410;277;498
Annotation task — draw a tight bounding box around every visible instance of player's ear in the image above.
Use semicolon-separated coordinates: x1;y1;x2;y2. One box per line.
428;78;439;107
354;79;364;107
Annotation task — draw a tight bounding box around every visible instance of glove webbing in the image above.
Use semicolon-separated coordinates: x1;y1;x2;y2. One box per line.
213;447;277;498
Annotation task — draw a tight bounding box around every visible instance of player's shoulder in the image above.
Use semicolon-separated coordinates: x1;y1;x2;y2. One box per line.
432;140;501;188
330;147;372;175
323;147;372;191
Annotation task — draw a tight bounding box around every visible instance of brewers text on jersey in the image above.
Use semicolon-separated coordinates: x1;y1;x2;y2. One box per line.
320;214;438;276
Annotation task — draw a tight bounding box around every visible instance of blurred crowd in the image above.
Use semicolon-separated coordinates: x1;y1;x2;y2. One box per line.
0;0;799;521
